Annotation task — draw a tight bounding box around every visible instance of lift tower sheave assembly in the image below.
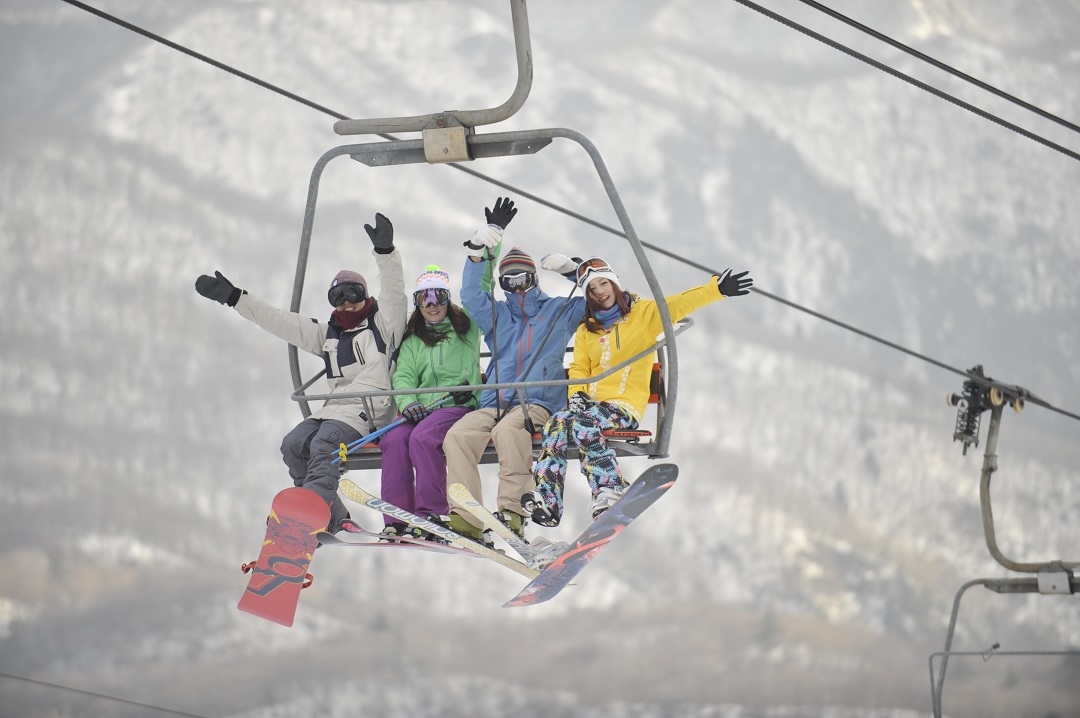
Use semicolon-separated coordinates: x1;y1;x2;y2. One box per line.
931;365;1078;717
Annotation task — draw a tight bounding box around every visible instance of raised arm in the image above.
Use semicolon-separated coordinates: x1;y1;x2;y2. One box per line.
365;213;407;343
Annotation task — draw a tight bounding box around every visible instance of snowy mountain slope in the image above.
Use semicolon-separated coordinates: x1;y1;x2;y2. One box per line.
2;1;1078;716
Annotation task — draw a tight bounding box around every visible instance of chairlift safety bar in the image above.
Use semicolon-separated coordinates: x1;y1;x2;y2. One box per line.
292;319;692;404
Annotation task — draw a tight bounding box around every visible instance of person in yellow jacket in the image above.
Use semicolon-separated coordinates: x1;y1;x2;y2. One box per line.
522;257;753;527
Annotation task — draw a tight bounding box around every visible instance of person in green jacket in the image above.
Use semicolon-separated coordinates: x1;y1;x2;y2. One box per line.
379;265;481;540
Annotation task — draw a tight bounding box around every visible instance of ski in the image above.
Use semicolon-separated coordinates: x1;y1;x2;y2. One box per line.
315;518;479;557
338;478;538;579
502;463;678;608
447;482;539;564
316;531;473;555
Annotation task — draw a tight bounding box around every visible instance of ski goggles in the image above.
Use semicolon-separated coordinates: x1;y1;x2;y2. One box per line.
327;282;367;307
413;288;450;308
575;257;613;289
499;271;536;293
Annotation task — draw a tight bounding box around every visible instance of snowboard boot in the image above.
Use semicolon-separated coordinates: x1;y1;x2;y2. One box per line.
521;489;561;528
590;484;627;520
447;512;495;548
493;510;527;538
527;536;570;570
327;510;352;535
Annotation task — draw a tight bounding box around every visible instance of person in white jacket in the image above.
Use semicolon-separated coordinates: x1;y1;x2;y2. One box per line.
195;212;407;533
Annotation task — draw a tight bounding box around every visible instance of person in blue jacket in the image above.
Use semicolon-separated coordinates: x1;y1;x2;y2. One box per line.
442;197;584;545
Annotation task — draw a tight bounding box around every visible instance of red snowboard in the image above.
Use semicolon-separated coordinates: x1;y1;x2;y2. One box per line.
238;487;330;627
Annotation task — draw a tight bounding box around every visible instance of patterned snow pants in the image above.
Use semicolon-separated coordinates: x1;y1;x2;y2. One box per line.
531;401;638;515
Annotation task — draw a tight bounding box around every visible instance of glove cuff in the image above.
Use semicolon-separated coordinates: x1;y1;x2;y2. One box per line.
226;287;244;307
373;245;395;255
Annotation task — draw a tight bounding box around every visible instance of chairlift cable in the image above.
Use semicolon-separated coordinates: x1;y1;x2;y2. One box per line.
730;0;1080;163
61;0;1080;165
59;0;1080;422
794;0;1080;136
0;671;209;718
59;0;353;123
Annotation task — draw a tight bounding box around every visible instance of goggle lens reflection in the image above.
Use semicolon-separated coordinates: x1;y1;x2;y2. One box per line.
414;288;450;307
499;272;535;292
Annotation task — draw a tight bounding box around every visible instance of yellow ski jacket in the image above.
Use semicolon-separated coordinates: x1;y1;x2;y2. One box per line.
568;278;723;423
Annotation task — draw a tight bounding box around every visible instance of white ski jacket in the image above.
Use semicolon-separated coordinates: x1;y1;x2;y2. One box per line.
233;248;407;433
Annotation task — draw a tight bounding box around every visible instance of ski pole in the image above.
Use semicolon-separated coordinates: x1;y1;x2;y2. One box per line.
487;245;503;421
502;282;581;435
332;392;454;464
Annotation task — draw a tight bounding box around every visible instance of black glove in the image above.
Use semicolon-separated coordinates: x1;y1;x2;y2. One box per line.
450;390;475;406
485;197;517;230
401;402;430;424
364;213;395;254
718;268;753;297
567;391;594;414
195;271;243;307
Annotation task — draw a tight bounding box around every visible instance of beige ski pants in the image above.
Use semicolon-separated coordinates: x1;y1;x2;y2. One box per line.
443;405;552;529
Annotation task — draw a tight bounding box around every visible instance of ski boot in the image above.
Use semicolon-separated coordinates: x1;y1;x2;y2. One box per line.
590;485;627;520
447;512;495;549
421;515;453;545
379;522;409;543
493;510;527;539
521;489;561;527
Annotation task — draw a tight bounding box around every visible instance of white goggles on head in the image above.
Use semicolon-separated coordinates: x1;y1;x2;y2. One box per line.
575;257;619;291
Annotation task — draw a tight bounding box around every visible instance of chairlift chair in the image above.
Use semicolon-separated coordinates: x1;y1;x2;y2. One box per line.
286;0;688;470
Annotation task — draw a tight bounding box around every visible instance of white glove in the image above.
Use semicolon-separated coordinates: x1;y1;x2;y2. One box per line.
466;225;503;259
540;253;578;275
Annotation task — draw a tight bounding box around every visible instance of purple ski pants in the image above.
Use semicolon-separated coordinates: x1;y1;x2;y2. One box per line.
378;405;472;525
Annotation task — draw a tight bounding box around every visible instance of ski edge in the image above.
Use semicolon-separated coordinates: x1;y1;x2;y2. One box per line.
314;529;479;557
338;479;538;579
335;518;482;557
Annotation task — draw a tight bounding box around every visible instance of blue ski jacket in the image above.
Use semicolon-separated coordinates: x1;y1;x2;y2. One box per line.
460;257;586;415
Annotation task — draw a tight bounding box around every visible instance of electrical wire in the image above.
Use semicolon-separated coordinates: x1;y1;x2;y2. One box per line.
56;0;1080;421
794;0;1080;136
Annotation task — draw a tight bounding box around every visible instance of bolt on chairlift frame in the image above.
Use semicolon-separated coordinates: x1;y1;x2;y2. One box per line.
930;390;1079;718
285;0;685;469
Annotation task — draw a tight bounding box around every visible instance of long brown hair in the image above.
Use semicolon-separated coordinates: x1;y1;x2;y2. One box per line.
403;303;473;347
583;288;632;334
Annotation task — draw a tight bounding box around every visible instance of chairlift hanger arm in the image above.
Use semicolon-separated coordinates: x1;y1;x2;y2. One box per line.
333;0;533;136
